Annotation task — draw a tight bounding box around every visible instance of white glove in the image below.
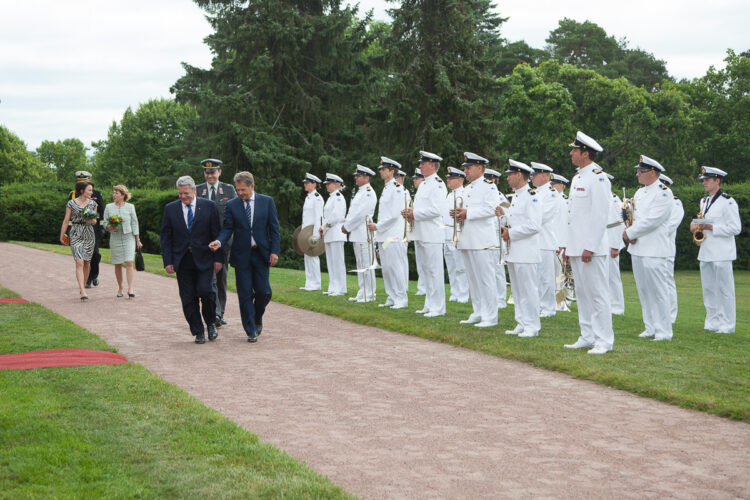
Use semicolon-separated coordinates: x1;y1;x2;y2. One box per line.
311;235;320;244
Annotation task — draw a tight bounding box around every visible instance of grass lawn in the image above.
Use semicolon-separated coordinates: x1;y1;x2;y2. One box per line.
15;241;750;422
0;286;353;498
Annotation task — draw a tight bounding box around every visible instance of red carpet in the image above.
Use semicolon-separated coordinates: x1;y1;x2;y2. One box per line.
0;298;29;303
0;348;128;370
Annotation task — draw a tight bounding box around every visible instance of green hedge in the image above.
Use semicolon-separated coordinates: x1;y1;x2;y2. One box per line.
2;181;748;271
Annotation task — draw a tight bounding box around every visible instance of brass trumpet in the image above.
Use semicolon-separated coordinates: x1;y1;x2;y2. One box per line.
452;191;464;247
402;191;412;242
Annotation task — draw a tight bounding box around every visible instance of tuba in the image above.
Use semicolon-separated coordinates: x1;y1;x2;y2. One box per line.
621;187;635;227
693;198;706;246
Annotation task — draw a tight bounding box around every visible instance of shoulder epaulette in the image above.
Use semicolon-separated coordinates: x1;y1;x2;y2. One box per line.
562;194;568;199
335;192;341;197
528;188;537;195
612;192;617;197
436;178;443;183
366;187;372;191
314;192;320;197
593;168;602;174
721;192;730;199
484;178;493;184
673;195;679;200
660;184;668;190
550;185;556;191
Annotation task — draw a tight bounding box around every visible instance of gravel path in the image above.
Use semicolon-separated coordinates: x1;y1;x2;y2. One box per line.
1;242;748;499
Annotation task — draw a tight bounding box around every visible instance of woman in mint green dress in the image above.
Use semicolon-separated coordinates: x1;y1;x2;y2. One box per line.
103;185;142;298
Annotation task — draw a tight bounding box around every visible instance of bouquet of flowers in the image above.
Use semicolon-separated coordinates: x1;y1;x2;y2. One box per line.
81;207;99;222
107;215;123;229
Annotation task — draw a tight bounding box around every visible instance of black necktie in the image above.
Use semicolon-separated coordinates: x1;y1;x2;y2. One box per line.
210;186;216;202
186;204;194;231
245;200;252;227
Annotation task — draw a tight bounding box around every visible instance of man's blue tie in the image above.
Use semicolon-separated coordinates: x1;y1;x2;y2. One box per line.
186;203;194;231
245;200;252;228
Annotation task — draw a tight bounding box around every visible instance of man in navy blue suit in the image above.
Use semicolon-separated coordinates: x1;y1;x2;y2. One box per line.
161;175;224;344
209;171;280;342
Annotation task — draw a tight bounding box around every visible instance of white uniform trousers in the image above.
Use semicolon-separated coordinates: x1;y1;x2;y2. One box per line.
416;241;445;314
569;256;614;349
401;243;410;294
352;242;376;301
324;241;347;295
667;257;677;323
492;249;507;307
462;249;498;324
303;255;321;290
414;243;426;294
700;260;736;333
632;256;673;340
508;263;540;333
380;241;408;307
444;241;469;302
538;250;557;316
608;255;625;315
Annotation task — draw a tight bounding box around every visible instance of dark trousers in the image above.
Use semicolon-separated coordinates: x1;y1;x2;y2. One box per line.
234;248;272;336
87;230;102;283
213;240;231;320
176;252;216;335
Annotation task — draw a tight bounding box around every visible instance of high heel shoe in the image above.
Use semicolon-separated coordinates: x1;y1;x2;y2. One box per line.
116;292;124;298
80;295;89;301
128;293;135;299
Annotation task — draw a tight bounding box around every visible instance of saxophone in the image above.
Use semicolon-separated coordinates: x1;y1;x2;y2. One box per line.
693;198;706;246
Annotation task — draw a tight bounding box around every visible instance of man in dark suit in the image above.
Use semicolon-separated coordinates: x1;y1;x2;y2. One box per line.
161;175;224;344
209;171;280;342
196;158;237;328
71;171;105;288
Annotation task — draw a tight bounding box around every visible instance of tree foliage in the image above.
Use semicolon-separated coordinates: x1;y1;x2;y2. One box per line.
0;126;53;186
36;138;88;181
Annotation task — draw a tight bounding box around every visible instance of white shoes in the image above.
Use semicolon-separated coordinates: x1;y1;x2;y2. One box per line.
652;337;671;342
415;309;427;314
587;346;611;355
505;324;523;335
715;328;734;334
518;330;539;338
322;291;330;295
415;291;426;296
424;311;445;318
564;339;594;349
475;321;497;328
638;331;654;338
391;304;408;310
460;315;482;324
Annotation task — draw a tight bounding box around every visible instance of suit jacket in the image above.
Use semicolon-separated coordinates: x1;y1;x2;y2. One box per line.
103;202;139;235
160;197;223;272
218;194;281;268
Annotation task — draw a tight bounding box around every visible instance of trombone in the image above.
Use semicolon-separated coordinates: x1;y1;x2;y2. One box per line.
451;190;464;247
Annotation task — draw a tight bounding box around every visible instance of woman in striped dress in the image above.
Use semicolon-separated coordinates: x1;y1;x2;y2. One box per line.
103;185;142;298
59;181;98;300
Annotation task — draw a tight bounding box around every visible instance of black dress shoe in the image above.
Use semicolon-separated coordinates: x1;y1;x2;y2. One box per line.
85;282;92;289
247;332;258;343
207;324;218;341
93;278;99;286
220;318;227;325
255;322;263;336
195;332;206;344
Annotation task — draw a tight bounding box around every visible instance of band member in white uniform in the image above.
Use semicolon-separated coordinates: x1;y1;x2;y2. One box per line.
443;167;470;303
320;173;348;296
411;168;427;296
500;160;542;337
342;165;378;302
550;173;569;296
690;167;741;334
404;151;447;317
300;173;324;291
453;155;500;327
623;156;675;341
659;173;684;323
530;162;559;317
395;169;412;294
605;173;625;315
368;157;408;309
484;168;508;309
562;131;615;354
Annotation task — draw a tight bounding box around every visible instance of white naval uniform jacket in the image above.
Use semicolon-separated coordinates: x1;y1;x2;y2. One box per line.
444;187;466;241
607;193;626;251
551;193;568;250
458;178;500;250
374;179;406;242
506;184;542;263
535;183;560;251
323;190;347;243
697;191;741;262
666;196;684;258
343;183;377;243
302;191;324;235
564;163;611;256
625;182;674;257
411;173;447;244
